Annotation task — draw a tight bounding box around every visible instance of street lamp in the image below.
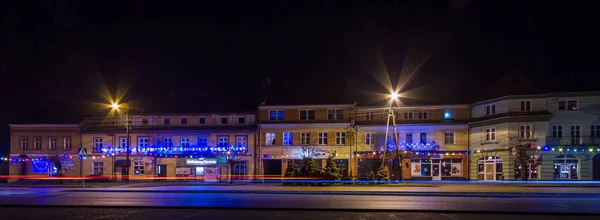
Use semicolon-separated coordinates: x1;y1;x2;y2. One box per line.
382;92;401;182
112;102;131;184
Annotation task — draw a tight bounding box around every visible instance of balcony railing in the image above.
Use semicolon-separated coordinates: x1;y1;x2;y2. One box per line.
546;136;600;146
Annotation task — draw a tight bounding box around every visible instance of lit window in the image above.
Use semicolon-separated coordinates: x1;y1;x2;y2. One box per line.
93;137;103;152
283;132;293;145
266;133;275;145
269;110;284;120
444;110;454;119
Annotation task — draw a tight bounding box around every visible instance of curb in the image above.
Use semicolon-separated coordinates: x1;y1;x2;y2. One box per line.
62;189;600;197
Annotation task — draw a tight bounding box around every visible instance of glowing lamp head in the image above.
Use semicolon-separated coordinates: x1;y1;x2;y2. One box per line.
111;103;119;110
390;92;400;100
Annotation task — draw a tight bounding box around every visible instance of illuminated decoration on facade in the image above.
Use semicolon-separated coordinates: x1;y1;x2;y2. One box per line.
99;145;248;155
386;142;440;151
32;160;50;173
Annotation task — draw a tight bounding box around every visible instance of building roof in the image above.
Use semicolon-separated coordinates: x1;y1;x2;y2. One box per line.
476;69;545;102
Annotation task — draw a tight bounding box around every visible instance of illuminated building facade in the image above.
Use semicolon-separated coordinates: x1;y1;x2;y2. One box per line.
8;113;257;182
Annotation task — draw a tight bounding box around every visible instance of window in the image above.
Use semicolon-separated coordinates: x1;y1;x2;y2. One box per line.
218;136;229;147
553;155;578;180
520;125;532;139
93;137;103;152
63;137;72;150
92;162;103;175
365;112;374;120
520;100;531;112
238;117;246;124
181;137;190;147
559;100;578;111
410;159;433;177
20;136;28;150
406;133;413;144
119;137;127;148
133;160;145;175
318;132;328;145
444;132;455;145
441;159;463;177
163;118;171;125
48;137;57;150
444;109;454;119
300;132;310;145
485;128;496;141
236;136;247;147
336;132;346;145
32;137;41;150
138;137;149;148
591;125;600;138
269;110;284;121
418;112;428;120
198;137;208;147
266;133;275;145
419;132;427;144
181;117;188;125
141;119;148;125
300;110;315;120
486;104;496;115
163;137;173;147
571;125;581;145
328;109;344;120
552;125;563;138
220;117;228;124
404;112;413;120
365;132;375;145
283;132;293;145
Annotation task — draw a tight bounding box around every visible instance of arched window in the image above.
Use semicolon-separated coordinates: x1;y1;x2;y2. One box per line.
553;155;578;180
478;156;503;181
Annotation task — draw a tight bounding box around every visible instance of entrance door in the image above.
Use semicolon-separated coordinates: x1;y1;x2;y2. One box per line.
432;164;441;180
156;165;167;180
232;161;248;181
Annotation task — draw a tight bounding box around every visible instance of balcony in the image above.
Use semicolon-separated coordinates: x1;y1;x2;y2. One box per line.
546;136;600;146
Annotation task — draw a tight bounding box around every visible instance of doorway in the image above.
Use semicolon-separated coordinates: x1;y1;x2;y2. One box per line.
156;165;167;180
232;161;248;181
593;154;600;180
432;164;441;180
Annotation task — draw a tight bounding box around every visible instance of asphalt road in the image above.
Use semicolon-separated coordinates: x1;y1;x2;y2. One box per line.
1;190;600;214
0;207;598;220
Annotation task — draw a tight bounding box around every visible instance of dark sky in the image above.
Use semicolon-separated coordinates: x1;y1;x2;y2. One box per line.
1;0;598;154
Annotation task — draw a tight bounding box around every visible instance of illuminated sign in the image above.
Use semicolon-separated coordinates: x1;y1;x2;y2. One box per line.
186;158;218;165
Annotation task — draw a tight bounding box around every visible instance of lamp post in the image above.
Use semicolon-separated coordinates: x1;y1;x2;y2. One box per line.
382;92;401;181
112;103;131;184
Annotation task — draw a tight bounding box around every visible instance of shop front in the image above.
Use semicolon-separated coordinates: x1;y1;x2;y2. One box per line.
408;153;467;180
176;158;221;182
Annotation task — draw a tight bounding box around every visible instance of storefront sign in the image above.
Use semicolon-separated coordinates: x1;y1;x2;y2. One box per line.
186;158;218;165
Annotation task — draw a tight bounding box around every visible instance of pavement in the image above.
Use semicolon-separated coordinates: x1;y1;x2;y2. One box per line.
0;207;598;220
1;190;600;214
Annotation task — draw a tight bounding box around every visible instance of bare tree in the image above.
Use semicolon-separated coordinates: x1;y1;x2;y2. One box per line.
507;131;542;181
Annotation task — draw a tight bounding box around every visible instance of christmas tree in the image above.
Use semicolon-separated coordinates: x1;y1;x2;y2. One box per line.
323;157;342;181
300;158;322;177
377;163;389;182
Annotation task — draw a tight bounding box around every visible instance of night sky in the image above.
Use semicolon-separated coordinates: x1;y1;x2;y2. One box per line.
1;0;599;154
